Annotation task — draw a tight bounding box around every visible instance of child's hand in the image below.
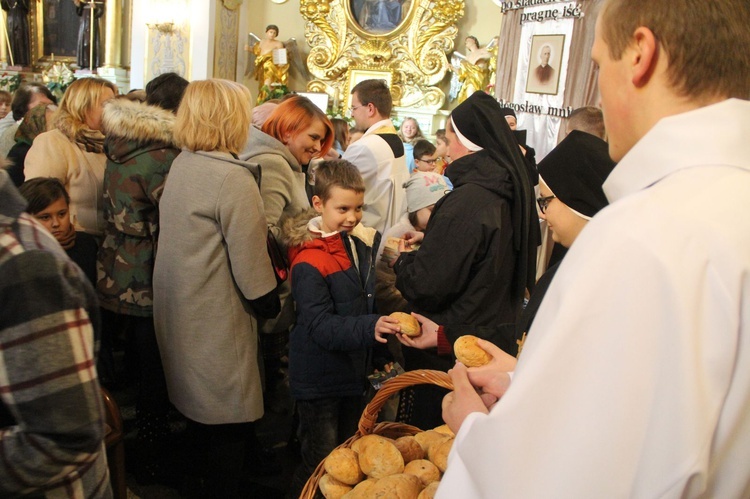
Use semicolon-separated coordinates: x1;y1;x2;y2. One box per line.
374;315;401;343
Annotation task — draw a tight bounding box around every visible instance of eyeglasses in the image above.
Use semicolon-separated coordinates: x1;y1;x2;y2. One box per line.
537;195;556;214
416;158;437;164
348;104;367;116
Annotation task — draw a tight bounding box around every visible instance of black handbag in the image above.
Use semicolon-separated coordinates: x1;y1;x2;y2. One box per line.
266;231;289;285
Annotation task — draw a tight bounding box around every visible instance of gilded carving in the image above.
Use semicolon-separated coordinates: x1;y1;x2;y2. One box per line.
301;0;464;110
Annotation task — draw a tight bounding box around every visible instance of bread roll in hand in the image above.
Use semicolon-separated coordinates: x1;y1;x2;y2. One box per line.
453;335;492;367
390;312;421;337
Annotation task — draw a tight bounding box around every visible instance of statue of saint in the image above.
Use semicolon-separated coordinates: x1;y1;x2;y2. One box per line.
449;36;495;103
245;25;289;104
1;0;30;67
73;0;104;70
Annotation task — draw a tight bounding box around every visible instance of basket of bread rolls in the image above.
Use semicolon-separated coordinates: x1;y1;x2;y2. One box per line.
300;369;456;499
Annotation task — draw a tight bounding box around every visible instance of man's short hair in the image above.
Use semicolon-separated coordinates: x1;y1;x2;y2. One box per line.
12;83;57;121
314;159;365;202
567;106;605;139
351;79;392;117
146;72;189;112
266;24;279;36
413;139;436;160
600;0;750;100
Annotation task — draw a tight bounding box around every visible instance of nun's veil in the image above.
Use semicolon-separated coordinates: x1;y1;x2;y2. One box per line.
450;92;540;298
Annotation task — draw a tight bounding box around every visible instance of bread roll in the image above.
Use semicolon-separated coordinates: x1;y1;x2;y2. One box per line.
453;335;492;367
390;312;421;337
319;473;353;499
325;448;364;485
417;481;440;499
351;434;394;455
394;435;425;464
342;478;379;499
428;438;453;472
358;435;405;478
413;430;451;455
431;424;455;437
404;459;440;487
369;473;422;498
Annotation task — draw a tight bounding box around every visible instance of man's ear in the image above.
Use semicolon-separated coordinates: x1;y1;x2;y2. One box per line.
631;27;659;88
312;195;324;213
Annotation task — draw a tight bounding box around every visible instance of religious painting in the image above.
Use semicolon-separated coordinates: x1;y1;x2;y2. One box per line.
350;0;409;34
525;34;565;95
345;68;393;112
30;0;81;65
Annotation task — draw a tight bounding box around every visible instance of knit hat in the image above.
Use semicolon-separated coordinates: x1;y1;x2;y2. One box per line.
538;130;616;219
403;172;450;213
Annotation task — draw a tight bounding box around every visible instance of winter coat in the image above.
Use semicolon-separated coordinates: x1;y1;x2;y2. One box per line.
97;99;179;317
153;150;277;424
24;128;107;236
280;210;382;401
239;127;309;236
394;150;521;370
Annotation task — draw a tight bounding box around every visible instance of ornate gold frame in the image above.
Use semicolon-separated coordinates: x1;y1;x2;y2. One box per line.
301;0;464;111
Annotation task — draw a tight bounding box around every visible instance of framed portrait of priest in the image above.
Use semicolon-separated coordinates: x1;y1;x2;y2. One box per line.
525;34;565;95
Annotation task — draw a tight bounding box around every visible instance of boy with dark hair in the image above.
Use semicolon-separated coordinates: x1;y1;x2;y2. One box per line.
18;177;99;286
412;139;438;173
0;90;11;119
281;159;400;497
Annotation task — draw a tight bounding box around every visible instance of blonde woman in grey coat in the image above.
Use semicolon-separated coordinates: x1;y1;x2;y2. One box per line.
153;79;279;498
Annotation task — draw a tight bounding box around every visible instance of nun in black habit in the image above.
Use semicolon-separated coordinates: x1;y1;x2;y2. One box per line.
397;130;617;422
392;91;539;428
515;130;616;354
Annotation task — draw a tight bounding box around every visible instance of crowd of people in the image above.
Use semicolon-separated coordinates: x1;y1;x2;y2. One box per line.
1;0;748;497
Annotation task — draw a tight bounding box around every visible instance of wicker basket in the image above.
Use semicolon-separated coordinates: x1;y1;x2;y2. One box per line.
299;369;454;499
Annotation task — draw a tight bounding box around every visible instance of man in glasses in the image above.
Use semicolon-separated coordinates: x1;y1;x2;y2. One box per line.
440;0;750;497
343;79;409;235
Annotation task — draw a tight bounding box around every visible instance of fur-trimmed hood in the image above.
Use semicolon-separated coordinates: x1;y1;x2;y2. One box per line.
280;208;378;263
102;99;177;163
102;98;175;143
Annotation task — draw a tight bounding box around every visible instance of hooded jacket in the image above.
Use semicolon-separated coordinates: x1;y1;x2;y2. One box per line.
240;127;309;236
97;99;180;316
280;209;382;400
395;150;521;369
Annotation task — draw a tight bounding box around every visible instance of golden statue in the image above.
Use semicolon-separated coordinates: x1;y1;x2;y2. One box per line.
245;25;309;105
449;35;496;103
245;25;288;104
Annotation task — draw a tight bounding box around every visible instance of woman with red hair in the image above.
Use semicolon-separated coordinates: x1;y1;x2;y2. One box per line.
241;94;334;229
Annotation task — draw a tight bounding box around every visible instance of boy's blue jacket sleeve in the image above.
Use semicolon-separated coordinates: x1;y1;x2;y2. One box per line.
291;261;379;351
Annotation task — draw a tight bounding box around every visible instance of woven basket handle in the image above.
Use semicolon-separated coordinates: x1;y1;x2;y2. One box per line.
358;369;453;435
